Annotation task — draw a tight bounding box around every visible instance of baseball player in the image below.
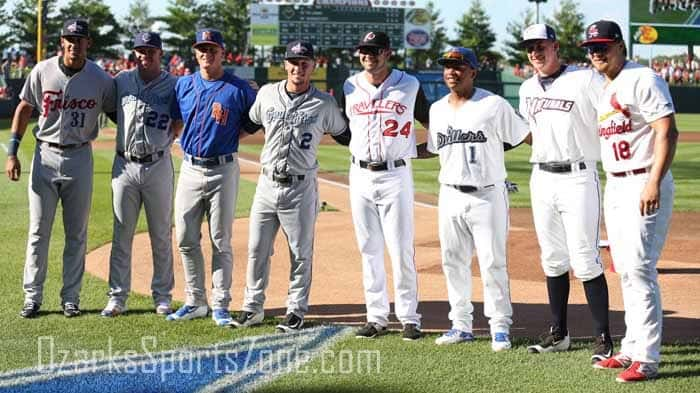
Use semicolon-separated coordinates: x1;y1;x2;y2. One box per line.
5;18;116;318
518;23;613;361
340;31;429;341
101;32;181;318
416;47;530;351
166;28;258;326
582;20;678;382
231;40;347;332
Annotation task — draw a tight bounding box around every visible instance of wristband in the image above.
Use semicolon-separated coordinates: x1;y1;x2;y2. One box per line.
8;133;21;156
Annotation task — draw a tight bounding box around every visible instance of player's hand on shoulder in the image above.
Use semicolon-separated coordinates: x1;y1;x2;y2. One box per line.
5;156;21;181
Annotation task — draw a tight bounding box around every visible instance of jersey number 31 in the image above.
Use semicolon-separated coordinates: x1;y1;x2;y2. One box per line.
382;120;411;138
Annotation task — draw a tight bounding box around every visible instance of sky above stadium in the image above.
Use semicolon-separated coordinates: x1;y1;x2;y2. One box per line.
95;0;685;57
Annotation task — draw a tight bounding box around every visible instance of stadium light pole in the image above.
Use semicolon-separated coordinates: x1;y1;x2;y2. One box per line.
528;0;547;23
37;0;44;62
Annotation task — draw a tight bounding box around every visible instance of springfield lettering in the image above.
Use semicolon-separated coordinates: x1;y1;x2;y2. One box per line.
42;90;97;117
525;97;575;117
352;99;407;116
598;119;632;139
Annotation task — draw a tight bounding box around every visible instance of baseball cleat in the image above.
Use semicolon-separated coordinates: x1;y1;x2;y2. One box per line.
355;322;388;339
616;362;658;383
594;353;633;370
435;329;474;345
155;302;173;316
527;327;570;353
276;313;304;333
591;333;614;363
212;308;233;326
491;332;512;352
62;302;81;318
20;302;40;319
230;311;264;328
402;323;422;341
101;303;127;318
166;305;208;321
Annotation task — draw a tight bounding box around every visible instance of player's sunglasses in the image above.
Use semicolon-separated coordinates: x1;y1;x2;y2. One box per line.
358;47;383;56
585;43;613;55
194;45;220;54
524;43;548;53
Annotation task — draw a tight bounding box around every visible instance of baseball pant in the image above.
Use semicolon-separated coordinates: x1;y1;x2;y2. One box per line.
530;162;604;281
175;158;239;309
23;142;93;305
439;183;513;335
605;171;674;364
242;174;319;317
107;152;175;307
349;163;421;327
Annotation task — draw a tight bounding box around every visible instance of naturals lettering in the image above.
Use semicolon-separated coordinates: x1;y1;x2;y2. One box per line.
42;90;97;117
525;97;575;117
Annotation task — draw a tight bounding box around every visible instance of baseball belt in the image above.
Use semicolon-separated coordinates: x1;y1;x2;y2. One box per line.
609;167;649;177
184;153;236;167
351;156;406;171
118;150;165;164
538;161;586;173
39;139;89;150
261;167;306;184
448;184;495;193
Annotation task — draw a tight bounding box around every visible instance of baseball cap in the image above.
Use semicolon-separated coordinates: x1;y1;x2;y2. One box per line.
519;23;557;47
437;47;479;69
284;40;315;60
193;28;224;49
133;32;162;50
356;31;391;49
580;20;623;46
61;19;89;38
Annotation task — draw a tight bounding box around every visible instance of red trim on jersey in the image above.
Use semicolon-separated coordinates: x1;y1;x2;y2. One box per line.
354;74;373;160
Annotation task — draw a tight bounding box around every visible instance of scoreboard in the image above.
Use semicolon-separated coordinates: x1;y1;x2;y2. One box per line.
278;6;404;48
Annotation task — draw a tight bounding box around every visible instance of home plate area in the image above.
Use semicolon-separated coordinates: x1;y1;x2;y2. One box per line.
0;326;350;393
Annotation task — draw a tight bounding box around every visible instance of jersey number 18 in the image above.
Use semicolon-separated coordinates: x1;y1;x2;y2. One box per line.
611;141;631;161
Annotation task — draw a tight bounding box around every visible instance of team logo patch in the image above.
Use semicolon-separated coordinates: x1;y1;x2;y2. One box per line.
364;32;376;41
211;102;229;126
67;22;80;33
141;33;151;43
291;42;307;55
436;125;487;149
202;30;212;41
609;93;631;118
588;24;599;37
443;50;464;61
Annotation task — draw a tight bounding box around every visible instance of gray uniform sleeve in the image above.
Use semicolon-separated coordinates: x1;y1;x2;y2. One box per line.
248;85;265;127
20;66;41;108
324;98;347;136
103;77;117;113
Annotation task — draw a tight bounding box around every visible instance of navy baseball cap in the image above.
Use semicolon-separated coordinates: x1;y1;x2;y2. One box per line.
285;40;315;60
61;19;89;38
356;31;391;49
437;47;479;69
580;20;623;46
519;23;557;47
193;28;224;49
133;32;162;50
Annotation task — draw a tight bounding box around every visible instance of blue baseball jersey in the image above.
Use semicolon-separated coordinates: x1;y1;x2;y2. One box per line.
174;70;256;157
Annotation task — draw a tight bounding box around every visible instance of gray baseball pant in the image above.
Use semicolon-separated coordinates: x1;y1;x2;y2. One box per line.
23;142;93;306
175;158;239;309
242;174;319;317
107;152;175;307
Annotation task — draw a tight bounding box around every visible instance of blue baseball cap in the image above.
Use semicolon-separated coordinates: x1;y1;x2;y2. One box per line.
193;28;224;49
285;40;315;60
61;19;89;38
133;32;162;50
437;47;479;69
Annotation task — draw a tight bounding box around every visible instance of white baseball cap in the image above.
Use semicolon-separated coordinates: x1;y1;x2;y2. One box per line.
519;23;557;47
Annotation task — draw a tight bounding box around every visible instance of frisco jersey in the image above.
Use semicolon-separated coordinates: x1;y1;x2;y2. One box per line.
174;70;256;157
249;81;346;175
20;56;116;145
595;61;674;173
344;69;419;161
427;88;529;186
115;69;179;157
519;65;603;163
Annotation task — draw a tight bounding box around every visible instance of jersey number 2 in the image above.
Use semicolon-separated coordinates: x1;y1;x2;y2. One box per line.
382;120;411;138
612;141;631;161
299;132;312;149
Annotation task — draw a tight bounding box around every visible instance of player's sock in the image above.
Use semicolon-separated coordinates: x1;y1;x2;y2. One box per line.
546;272;570;334
583;273;611;337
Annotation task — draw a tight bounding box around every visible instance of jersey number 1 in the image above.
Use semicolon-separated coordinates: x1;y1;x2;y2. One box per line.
612;141;631;161
382;120;411;138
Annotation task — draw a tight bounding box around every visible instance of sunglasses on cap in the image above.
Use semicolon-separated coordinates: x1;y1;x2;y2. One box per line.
358;47;384;56
585;43;615;55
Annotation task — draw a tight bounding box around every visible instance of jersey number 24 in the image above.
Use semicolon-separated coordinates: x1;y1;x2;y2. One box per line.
382;120;411;138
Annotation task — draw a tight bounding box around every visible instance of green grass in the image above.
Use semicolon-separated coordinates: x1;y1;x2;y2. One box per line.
240;142;700;211
675;113;700;132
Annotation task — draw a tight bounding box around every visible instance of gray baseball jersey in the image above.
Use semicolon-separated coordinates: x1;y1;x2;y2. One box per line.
20;56;116;307
241;81;346;318
106;69;178;311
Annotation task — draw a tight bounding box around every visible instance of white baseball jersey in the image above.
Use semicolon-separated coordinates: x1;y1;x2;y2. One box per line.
21;56;116;145
115;69;178;157
344;69;419;161
595;62;675;173
519;65;604;163
249;81;346;174
428;88;529;187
